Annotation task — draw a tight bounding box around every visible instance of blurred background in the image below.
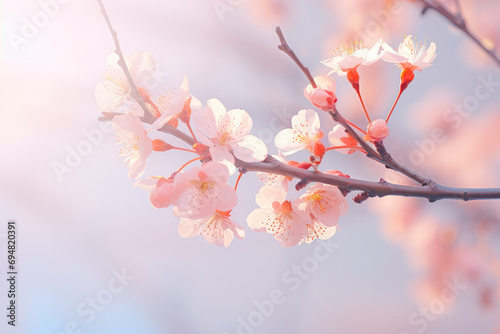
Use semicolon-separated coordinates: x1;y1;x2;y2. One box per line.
1;0;500;333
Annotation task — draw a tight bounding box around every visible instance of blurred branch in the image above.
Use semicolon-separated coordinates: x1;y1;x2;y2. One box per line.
96;0;156;123
418;0;500;68
96;0;194;145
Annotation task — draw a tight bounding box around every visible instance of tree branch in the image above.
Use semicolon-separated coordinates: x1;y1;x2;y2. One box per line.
96;0;156;123
96;4;500;202
418;0;500;68
276;27;317;88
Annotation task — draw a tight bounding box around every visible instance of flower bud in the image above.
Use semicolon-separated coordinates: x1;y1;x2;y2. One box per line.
304;75;337;111
366;119;390;141
152;139;173;151
307;89;337;110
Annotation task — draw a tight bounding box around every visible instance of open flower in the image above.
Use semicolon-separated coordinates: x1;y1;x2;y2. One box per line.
295;183;348;227
382;35;437;71
112;113;153;179
274;109;325;156
178;210;245;247
150;76;202;130
304;76;337;111
95;51;156;116
328;124;363;154
247;185;308;247
134;176;174;208
193;98;268;174
321;39;383;76
171;161;237;219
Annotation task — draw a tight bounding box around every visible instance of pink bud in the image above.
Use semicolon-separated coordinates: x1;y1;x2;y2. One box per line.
304;75;337;111
367;119;390;141
308;88;337;110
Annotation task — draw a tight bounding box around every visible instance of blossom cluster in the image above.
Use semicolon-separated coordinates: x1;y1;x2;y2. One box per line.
95;35;436;247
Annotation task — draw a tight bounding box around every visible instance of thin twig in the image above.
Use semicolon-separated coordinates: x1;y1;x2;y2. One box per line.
276;27;317;88
275;26;437;186
97;0;193;144
418;0;500;67
96;0;156;123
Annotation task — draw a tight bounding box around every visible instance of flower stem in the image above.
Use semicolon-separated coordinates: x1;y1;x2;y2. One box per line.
326;145;360;151
345;120;367;134
234;172;243;191
355;88;371;123
176;157;203;173
386;88;403;124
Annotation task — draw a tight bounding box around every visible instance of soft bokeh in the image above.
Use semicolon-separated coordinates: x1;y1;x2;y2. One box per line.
1;0;500;333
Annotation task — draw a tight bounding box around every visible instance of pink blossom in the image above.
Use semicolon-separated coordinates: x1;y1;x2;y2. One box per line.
321;39;383;76
304;76;337;111
295;183;348;228
95;51;156;116
192;98;268;174
178;210;245;247
150;76;201;130
171;161;237;219
366;119;390;141
274;109;324;156
382;36;437;71
112;113;153;179
134;176;174;208
328;124;363;154
247;185;308;247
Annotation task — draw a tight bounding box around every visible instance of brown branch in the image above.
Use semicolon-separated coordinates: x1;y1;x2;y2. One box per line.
276;27;317;88
96;7;500;202
235;156;500;201
418;0;500;68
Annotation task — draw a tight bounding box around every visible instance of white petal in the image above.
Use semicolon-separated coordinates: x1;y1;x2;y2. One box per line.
231;135;268;162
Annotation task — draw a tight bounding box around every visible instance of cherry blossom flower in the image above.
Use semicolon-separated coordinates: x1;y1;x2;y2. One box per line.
328;124;363;154
150;76;202;130
295;183;348;228
192;98;268;174
112;113;153;179
178;210;245;247
304;76;337;111
274;109;325;156
247;185;308;247
134;176;174;208
382;35;437;72
95;51;156;117
171;161;237;219
365;119;390;141
321;39;383;76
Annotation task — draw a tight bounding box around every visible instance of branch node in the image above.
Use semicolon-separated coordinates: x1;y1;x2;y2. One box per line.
295;178;309;191
353;191;371;204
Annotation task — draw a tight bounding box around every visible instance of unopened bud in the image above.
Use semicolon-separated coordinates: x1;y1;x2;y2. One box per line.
400;68;415;92
153;139;173;151
366;119;390;141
